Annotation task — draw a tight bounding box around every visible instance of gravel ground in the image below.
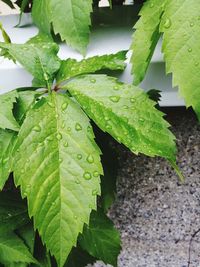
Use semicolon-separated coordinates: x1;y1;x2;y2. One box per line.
90;107;200;267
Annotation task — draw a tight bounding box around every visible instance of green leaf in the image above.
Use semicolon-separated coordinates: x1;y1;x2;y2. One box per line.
0;232;37;265
130;0;165;85
0;41;60;89
13;90;39;125
16;223;35;254
160;0;200;119
13;93;103;266
0;90;20;131
66;74;176;161
56;51;127;84
32;0;51;34
0;192;29;234
49;0;93;54
0;129;17;190
64;246;96;267
79;210;121;267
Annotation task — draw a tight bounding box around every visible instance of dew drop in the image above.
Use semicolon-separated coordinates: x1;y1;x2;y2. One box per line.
188;47;192;52
21;169;25;174
52;202;56;206
61;121;66;129
48;192;51;196
87;154;94;163
74;215;78;220
62;102;68;111
104;116;109;121
75;179;81;184
90;78;96;83
83;172;92;180
77;154;82;160
163;18;171;29
56;133;62;140
109;96;120;103
7;213;12;217
67;127;71;132
93;171;99;177
75;123;82;131
33;125;41;132
106;124;112;130
59;158;63;163
130;97;136;103
47;135;54;141
195;62;199;66
190;22;194;27
113;85;120;90
139;117;145;123
64;141;68;147
150;3;154;8
123;105;129;109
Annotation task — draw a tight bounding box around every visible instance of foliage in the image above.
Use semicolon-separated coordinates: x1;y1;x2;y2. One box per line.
0;1;187;266
131;0;200;120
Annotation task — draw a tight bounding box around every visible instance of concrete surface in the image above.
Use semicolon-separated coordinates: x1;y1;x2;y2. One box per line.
90;107;200;267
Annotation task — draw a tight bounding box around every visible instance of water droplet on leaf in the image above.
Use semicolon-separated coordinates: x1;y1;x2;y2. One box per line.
87;155;94;163
33;125;41;132
163;18;171;29
83;172;92;180
56;133;62;140
75;123;82;131
77;154;82;160
90;78;96;83
109;96;120;103
62;102;68;111
93;171;99;177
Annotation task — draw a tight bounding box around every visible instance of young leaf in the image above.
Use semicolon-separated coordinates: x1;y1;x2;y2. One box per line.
66;74;176;161
79;210;121;267
49;0;93;54
56;51;127;84
160;0;200;119
130;0;165;85
0;90;20;131
0;129;17;190
13;93;103;266
0;232;37;265
0;42;60;89
0;192;29;233
32;0;51;34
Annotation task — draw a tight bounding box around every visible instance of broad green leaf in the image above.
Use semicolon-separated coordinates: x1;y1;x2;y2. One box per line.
14;93;103;266
0;90;19;131
0;42;60;89
130;0;165;85
79;210;121;267
56;51;127;84
0;232;37;265
0;129;16;190
32;0;51;34
0;192;29;234
49;0;93;54
66;74;176;161
64;246;96;267
160;0;200;119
